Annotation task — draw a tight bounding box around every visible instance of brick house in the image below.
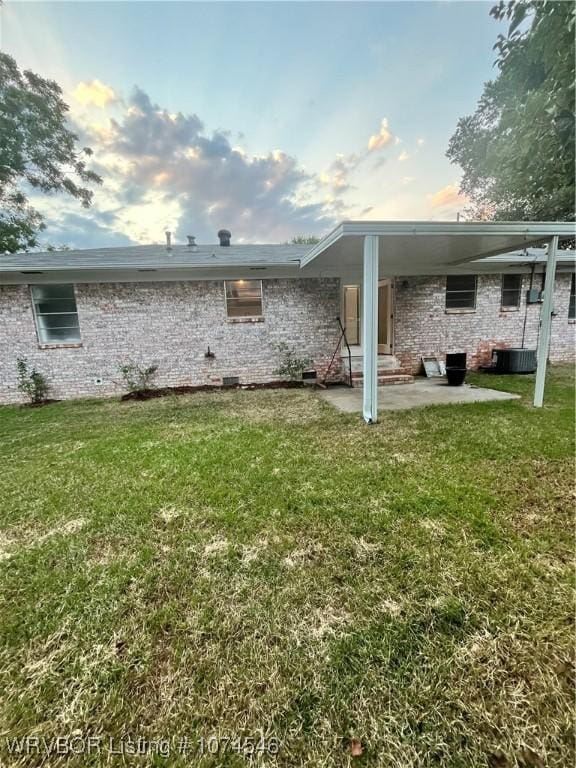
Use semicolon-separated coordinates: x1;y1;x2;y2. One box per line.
0;223;574;406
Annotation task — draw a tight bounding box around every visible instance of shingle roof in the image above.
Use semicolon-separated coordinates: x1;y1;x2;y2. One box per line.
0;243;310;272
0;243;573;275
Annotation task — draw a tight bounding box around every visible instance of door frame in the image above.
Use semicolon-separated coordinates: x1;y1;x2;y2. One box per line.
378;279;394;354
341;279;395;355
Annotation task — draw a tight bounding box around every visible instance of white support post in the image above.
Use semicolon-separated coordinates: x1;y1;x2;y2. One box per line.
362;235;379;423
534;235;558;407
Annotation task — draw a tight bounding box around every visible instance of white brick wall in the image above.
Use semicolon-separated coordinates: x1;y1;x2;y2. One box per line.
0;278;342;403
394;273;575;372
0;273;573;404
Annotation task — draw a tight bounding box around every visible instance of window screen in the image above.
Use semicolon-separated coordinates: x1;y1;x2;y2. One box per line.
225;280;263;318
569;274;575;320
445;275;477;309
31;285;81;344
501;274;522;308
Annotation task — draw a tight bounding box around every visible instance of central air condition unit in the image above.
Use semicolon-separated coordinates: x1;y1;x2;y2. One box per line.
492;348;537;374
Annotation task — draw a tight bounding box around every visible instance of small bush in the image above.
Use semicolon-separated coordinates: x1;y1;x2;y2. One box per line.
16;358;49;404
273;343;313;381
118;361;159;393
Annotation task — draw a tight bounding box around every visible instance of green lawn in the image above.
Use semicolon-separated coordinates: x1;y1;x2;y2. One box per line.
0;368;574;767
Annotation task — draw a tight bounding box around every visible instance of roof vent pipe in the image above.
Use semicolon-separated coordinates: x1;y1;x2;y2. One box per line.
165;231;172;251
187;235;198;252
218;229;231;247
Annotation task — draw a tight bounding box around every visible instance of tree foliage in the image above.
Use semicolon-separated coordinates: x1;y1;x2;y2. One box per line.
447;1;575;221
0;53;101;253
290;235;321;245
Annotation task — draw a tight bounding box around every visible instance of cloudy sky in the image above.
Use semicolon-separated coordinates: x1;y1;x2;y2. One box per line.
2;1;500;247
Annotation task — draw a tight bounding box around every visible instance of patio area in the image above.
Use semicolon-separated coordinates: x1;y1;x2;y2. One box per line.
319;377;521;413
301;221;573;420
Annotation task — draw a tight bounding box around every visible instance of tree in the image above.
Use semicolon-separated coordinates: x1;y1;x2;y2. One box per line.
447;1;575;222
0;53;101;253
46;244;71;252
290;235;321;244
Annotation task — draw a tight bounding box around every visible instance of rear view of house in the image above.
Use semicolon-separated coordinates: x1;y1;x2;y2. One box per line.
0;222;574;406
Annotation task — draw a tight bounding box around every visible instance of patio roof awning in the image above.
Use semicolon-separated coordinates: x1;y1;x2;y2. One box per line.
300;221;576;275
300;220;575;423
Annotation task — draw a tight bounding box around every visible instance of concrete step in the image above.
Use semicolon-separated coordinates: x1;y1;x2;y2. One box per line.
351;373;414;387
351;368;409;379
346;354;402;373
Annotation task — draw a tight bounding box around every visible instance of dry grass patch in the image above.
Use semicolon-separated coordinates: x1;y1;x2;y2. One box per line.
0;517;86;562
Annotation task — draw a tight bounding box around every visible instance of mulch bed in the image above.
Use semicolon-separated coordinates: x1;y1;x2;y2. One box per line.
120;380;316;402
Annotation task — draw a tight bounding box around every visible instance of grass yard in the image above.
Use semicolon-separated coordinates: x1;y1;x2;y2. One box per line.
0;367;574;767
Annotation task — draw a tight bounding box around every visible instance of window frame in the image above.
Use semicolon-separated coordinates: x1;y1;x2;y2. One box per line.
30;284;82;346
224;279;264;321
500;273;523;311
569;273;575;321
445;274;477;311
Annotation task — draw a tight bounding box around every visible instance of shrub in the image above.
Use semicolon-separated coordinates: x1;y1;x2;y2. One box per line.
118;361;159;393
273;343;313;381
16;358;49;403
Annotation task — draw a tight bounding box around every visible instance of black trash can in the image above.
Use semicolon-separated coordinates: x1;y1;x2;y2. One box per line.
445;352;467;386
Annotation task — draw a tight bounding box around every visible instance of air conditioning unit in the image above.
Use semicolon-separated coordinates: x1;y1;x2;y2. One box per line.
492;348;537;374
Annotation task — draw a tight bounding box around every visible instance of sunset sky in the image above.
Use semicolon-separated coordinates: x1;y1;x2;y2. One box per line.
2;1;501;248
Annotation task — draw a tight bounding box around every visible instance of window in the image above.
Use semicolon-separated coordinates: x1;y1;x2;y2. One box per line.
31;284;81;344
569;274;575;320
445;275;477;310
501;274;522;309
225;280;263;318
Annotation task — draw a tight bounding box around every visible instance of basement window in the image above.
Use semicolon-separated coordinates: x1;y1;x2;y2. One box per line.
501;274;522;309
31;284;81;344
569;274;575;320
445;275;477;310
225;280;263;319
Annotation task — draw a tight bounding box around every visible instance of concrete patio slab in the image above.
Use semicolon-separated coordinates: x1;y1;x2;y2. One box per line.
320;378;521;413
